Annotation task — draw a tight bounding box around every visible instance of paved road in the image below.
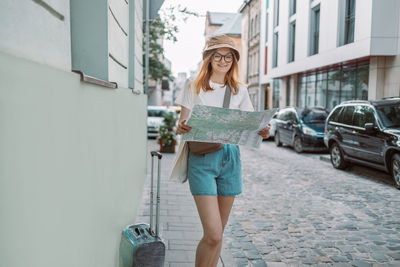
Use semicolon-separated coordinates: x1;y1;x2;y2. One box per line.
137;139;400;267
225;140;400;267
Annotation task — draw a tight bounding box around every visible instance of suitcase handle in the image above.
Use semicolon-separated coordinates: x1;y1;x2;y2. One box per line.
150;151;162;238
151;151;163;159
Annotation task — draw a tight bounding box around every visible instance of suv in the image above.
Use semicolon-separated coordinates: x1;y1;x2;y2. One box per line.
274;107;329;153
324;98;400;189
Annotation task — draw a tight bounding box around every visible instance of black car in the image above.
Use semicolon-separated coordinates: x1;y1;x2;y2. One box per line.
324;98;400;189
274;107;329;153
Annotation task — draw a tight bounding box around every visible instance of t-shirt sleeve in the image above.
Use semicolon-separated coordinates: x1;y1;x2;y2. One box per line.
175;81;196;110
239;86;254;112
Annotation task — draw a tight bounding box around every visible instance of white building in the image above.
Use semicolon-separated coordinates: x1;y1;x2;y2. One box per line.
258;0;400;111
148;41;172;106
0;1;163;266
172;72;188;105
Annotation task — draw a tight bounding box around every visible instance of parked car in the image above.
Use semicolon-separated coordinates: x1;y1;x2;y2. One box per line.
274;107;329;153
147;106;170;138
268;109;279;139
324;98;400;189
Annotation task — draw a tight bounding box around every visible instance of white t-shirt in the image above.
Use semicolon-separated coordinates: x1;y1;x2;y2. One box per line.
175;81;254;112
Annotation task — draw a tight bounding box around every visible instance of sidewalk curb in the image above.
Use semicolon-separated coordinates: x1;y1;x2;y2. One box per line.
319;155;330;163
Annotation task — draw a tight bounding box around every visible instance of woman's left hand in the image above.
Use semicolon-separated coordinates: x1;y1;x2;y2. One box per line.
258;124;271;139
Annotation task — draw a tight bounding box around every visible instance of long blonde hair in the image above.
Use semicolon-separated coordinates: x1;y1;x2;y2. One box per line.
192;49;242;95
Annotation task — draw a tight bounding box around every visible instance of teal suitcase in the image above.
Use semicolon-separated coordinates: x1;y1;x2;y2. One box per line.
119;151;165;267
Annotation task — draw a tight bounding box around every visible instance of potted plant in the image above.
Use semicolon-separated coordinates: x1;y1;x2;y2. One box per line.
157;111;177;153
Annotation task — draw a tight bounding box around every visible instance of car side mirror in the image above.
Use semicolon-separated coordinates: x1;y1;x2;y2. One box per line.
365;123;377;134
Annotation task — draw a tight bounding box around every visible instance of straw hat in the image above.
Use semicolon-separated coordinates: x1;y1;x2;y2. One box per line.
203;35;240;61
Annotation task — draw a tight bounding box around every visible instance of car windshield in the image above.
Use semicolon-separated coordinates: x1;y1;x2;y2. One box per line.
148;110;167;117
375;104;400;128
300;109;328;123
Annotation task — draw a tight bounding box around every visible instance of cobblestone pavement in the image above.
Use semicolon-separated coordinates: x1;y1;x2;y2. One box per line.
225;140;400;267
137;139;400;267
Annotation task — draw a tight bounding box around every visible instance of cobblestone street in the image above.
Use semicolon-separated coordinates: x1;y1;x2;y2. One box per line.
138;140;400;267
226;140;400;267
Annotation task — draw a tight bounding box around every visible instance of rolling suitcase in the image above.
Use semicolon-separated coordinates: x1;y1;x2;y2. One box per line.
119;151;166;267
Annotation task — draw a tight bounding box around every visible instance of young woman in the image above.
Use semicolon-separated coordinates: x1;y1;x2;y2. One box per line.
174;35;270;267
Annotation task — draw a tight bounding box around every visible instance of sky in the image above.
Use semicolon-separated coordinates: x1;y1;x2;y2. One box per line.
160;0;244;77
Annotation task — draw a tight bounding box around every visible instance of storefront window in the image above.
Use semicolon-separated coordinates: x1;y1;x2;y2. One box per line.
341;65;356;101
295;60;368;111
273;79;280;108
327;70;341;111
297;75;306;108
357;64;369;100
306;74;316;107
315;72;327;107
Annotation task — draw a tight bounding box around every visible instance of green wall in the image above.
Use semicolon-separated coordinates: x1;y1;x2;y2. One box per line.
0;51;147;267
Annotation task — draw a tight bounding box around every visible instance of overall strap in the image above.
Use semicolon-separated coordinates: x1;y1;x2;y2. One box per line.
223;85;232;108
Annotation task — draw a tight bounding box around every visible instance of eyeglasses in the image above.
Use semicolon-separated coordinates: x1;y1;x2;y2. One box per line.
212;53;234;63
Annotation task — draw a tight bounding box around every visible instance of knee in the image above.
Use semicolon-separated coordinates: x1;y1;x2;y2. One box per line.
203;232;223;247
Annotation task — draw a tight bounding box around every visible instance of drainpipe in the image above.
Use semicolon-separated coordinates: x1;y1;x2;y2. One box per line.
257;2;262;111
246;0;251;84
145;0;150;95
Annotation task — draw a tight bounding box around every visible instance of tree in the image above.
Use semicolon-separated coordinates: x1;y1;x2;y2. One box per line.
143;5;198;82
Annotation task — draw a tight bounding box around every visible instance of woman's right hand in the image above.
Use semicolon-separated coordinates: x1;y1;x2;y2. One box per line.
177;119;192;135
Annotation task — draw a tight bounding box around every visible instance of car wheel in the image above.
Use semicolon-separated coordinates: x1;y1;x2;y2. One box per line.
275;131;282;147
330;142;347;169
392;153;400;189
294;136;303;153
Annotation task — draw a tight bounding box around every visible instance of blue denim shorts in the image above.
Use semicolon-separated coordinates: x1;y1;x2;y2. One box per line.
187;144;242;196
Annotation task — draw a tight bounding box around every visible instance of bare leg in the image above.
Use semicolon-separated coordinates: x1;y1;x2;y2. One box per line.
212;196;235;266
193;195;235;267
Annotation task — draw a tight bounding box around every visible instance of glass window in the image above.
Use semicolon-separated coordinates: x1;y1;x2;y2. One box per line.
315;72;327;107
287;110;298;123
306;74;316;107
327;70;341;111
301;109;328;123
273;78;280;108
148;109;167;117
288;22;296;62
273;32;279;67
274;0;280;27
353;106;376;128
376;104;400;128
289;0;297;16
297;76;306;108
357;65;369;100
310;5;320;55
339;106;355;125
265;13;269;42
286;77;291;106
329;106;343;122
255;15;259;34
344;0;355;44
341;65;356;101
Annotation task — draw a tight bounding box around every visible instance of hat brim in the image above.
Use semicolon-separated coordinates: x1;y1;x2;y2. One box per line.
203;44;240;61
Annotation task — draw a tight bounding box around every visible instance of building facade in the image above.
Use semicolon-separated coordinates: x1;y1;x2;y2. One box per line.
240;0;262;110
204;11;244;81
259;0;400;111
148;39;172;106
0;1;161;266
